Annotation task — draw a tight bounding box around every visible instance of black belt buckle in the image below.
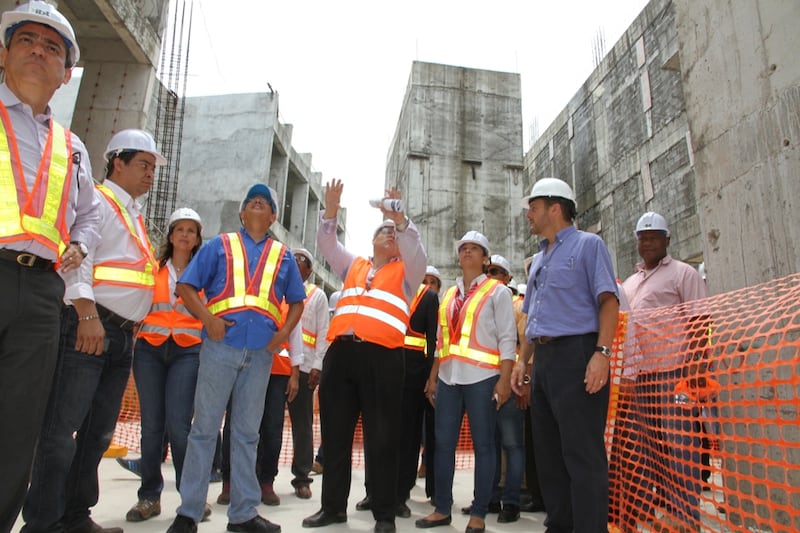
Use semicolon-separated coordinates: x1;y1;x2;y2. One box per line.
532;336;556;345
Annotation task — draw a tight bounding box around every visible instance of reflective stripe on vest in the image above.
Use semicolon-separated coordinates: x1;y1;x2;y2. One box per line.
0;103;73;258
206;232;284;322
328;257;409;348
93;184;157;289
138;266;202;347
302;284;318;348
404;284;428;351
439;278;501;369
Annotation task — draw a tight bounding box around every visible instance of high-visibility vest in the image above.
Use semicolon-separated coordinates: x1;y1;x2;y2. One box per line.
327;256;409;348
403;284;429;352
438;278;501;369
137;265;202;347
0;103;73;260
93;184;156;290
271;300;292;376
302;284;320;350
206;232;285;325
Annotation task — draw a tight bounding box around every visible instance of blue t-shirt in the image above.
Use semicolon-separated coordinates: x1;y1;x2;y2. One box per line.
179;229;306;350
523;225;618;340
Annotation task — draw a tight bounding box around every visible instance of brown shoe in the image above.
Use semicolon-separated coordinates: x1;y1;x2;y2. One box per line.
64;519;123;533
417;464;426;478
126;499;161;522
261;483;280;506
202;503;212;522
217;481;230;505
311;461;323;474
295;485;312;499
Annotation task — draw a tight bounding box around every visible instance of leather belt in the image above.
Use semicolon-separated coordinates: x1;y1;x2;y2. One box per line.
97;304;139;332
531;336;559;345
336;334;365;343
0;248;54;270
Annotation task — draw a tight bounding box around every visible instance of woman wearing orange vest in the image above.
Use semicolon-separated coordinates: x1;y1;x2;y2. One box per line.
416;231;517;533
125;207;204;522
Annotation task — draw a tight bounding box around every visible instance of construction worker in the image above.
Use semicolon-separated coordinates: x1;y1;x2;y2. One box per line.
167;183;305;533
22;129;165;533
124;207;204;522
302;179;426;533
511;177;619;533
416;232;517;533
286;248;330;499
0;3;99;528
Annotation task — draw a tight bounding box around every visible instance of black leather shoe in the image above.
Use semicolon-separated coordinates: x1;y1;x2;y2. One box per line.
395;503;411;518
356;496;371;511
166;515;198;533
465;526;485;533
374;520;396;532
64;519;124;533
227;515;281;533
497;504;520;523
461;502;500;515
415;515;452;528
302;509;347;528
519;500;545;513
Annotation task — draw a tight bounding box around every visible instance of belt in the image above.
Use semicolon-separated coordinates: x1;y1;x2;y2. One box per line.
97;304;140;332
0;248;54;270
336;334;365;343
531;336;559;345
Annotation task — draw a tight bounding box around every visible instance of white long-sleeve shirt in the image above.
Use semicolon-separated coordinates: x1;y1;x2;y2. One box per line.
299;281;329;373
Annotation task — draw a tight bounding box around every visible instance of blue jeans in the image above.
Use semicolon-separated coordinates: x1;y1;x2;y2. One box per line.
433;375;498;518
256;373;289;484
132;338;200;500
22;306;133;532
491;395;525;506
177;339;272;524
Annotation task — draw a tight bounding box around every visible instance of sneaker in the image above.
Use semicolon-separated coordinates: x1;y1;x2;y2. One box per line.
311;461;323;474
217;481;231;505
125;499;160;522
116;457;142;477
261;483;280;506
167;515;197;533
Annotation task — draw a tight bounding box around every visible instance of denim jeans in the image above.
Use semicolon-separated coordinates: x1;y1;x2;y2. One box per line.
433;375;498;518
177;339;272;524
256;373;289;484
132;337;200;500
491;394;525;506
22;306;133;532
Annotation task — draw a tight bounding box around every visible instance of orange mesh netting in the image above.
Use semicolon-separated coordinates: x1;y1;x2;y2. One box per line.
114;272;800;532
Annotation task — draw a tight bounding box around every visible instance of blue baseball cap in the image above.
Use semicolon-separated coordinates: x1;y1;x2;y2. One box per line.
240;183;277;213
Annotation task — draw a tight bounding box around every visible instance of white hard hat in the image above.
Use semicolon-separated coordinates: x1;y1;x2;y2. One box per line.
516;283;527;296
455;230;490;256
328;290;341;312
168;207;202;232
521;177;576;209
293;248;314;265
635;211;670;237
489;254;512;276
105;129;167;165
425;265;442;282
1;1;79;67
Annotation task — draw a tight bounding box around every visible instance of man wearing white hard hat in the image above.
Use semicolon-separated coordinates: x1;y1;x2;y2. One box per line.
417;231;516;533
619;211;708;531
510;177;619;533
0;3;98;527
304;179;426;533
22;129;165;533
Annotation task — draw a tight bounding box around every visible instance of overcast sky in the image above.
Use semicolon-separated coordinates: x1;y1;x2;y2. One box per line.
181;0;649;256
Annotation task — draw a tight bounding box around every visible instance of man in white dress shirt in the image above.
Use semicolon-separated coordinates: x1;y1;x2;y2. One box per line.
21;129;165;533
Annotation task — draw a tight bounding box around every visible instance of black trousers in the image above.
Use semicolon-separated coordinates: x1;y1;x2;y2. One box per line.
0;261;63;533
319;338;404;523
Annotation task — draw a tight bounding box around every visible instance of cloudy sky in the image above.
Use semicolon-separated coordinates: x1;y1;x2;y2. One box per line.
182;0;649;255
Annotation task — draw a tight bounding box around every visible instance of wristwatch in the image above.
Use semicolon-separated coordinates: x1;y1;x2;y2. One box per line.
70;241;88;257
594;345;612;357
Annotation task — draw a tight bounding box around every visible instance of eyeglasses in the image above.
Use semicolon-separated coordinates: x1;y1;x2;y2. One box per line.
487;267;507;276
11;31;66;58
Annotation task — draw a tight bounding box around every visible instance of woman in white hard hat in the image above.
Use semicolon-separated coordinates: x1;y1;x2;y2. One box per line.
416;231;517;533
124;207;206;522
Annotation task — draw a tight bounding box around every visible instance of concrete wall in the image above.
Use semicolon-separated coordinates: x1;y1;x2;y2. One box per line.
386;61;526;286
674;0;800;294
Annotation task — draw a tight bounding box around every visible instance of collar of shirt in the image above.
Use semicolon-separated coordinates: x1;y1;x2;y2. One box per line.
0;82;53;123
634;254;674;275
103;178;141;215
455;273;487;294
538;224;577;251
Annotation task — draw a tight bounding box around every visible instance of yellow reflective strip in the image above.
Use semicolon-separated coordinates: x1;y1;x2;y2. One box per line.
448;344;500;366
94;265;155;286
0;122;24;235
257;242;284;301
227;234;247;302
39;123;67;229
404;335;426;348
302;331;317;347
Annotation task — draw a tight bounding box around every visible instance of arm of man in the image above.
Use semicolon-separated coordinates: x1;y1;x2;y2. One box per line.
584;291;619;394
268;301;304;353
309;290;330;389
316;179;357;278
176;282;233;341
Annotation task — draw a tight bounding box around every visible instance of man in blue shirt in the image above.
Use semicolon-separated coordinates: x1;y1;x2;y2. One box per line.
511;178;619;533
167;184;306;533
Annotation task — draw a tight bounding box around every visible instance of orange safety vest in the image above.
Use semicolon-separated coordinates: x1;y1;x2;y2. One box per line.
403;284;429;352
270;300;293;376
438;278;502;369
93;184;157;290
206;232;286;323
302;284;320;350
137;265;203;347
0;103;73;260
327;256;409;348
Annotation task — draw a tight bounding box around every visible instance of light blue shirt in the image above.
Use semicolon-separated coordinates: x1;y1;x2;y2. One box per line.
523;225;618;340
